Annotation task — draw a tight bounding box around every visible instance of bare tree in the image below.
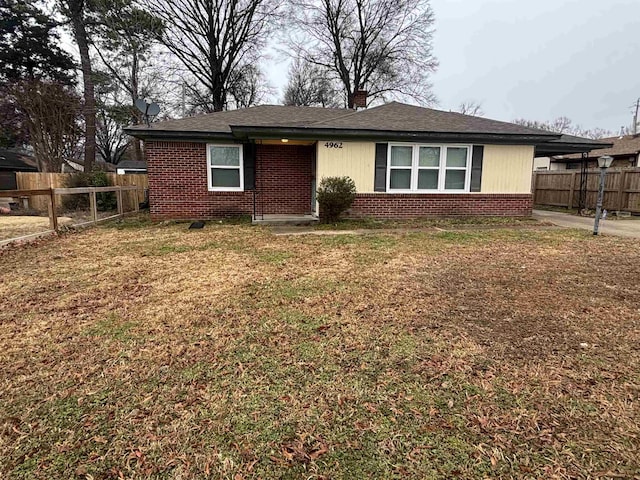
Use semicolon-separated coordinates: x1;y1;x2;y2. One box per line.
289;0;438;108
227;64;274;109
9;81;82;172
96;107;129;164
90;0;166;161
58;0;97;171
144;0;280;112
513;117;614;139
283;57;341;107
457;100;484;117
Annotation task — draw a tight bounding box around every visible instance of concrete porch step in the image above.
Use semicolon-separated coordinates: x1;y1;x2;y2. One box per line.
252;214;319;226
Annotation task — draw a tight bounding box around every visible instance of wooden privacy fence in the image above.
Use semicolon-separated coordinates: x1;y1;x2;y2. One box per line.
15;172;148;212
0;185;143;232
532;168;640;213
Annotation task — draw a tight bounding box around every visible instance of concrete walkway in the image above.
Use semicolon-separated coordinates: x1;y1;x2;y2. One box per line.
533;209;640;238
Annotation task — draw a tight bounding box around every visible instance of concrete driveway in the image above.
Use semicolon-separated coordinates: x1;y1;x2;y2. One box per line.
533;209;640;238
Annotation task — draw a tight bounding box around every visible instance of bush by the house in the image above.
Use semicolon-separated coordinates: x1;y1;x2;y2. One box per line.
317;176;357;223
62;170;117;212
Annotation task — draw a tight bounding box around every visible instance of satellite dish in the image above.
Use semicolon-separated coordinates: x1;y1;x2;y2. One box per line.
134;98;161;126
147;102;160;116
134;98;147;114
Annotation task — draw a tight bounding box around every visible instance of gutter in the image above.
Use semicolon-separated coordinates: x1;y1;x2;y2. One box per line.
124;125;561;145
229;125;560;144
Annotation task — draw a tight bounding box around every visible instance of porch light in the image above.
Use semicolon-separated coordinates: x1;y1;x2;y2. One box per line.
597;155;613;168
281;138;289;143
593;156;613;235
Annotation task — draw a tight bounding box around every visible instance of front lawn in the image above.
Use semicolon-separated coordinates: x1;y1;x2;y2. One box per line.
1;217;639;479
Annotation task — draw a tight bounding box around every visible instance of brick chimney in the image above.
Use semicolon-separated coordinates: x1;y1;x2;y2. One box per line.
352;90;368;109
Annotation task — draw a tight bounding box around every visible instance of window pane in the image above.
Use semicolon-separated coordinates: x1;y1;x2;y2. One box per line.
389;169;411;189
390;146;413;167
211;168;240;188
446;147;468;168
210;146;240;166
445;170;466;190
418;170;438;189
419;147;440;167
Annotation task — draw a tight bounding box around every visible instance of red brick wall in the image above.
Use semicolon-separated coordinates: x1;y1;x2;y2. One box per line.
256;144;314;215
145;141;314;220
145;141;531;220
145;141;253;220
346;193;533;218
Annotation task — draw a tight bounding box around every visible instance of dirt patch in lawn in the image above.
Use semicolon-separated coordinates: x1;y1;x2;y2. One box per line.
0;216;639;479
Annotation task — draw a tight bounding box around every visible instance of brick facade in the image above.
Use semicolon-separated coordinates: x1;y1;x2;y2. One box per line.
145;141;314;220
145;141;252;220
145;141;532;220
346;193;533;218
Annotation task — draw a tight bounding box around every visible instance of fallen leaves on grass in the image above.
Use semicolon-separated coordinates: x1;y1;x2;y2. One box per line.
0;217;639;479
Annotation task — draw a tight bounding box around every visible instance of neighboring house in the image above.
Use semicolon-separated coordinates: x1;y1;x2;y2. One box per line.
546;134;639;170
533;134;614;170
0;149;37;191
116;160;147;175
125;102;609;221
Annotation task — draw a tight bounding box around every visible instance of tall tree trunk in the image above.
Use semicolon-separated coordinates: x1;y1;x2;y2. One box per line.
70;11;96;172
130;50;143;162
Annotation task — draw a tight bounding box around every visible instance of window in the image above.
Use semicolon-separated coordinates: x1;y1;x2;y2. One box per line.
207;144;243;191
387;144;471;192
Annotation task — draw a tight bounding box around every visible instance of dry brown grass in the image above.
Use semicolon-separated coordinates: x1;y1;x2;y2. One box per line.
0;215;74;242
1;215;639;479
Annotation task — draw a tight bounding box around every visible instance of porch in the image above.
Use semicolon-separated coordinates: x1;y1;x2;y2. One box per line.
251;141;317;220
251;213;319;225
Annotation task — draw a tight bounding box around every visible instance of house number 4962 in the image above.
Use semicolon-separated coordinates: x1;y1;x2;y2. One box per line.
324;142;343;149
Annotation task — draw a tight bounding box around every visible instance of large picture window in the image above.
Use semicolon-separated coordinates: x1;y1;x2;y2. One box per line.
207;144;243;191
387;144;471;192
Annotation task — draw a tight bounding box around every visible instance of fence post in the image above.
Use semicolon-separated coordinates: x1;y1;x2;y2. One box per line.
89;189;98;224
568;172;577;209
116;186;123;216
134;187;140;213
532;173;538;204
48;188;58;231
616;170;626;212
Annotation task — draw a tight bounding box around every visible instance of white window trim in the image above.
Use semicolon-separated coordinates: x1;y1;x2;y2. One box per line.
207;143;244;192
386;143;472;193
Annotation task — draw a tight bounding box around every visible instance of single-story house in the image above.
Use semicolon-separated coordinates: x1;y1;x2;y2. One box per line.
116;160;147;175
544;134;640;170
0;149;37;191
125;102;609;221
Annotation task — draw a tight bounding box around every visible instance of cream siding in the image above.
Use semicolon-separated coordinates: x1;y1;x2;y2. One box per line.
480;145;534;193
316;141;376;193
315;142;534;194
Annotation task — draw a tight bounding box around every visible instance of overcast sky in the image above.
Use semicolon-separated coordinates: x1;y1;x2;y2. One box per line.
267;0;640;131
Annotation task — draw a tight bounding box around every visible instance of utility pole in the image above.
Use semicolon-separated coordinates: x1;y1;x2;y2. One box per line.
632;98;639;136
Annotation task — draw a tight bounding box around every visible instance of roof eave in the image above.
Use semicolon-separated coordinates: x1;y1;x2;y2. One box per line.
536;141;615;158
123;128;235;142
125;125;562;144
229;125;560;144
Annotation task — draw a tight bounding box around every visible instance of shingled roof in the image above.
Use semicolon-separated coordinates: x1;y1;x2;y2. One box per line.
126;105;349;134
125;102;557;138
554;134;640;160
125;102;613;155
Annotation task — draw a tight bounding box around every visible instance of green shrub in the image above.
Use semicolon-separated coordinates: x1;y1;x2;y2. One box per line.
62;170;117;212
92;170;117;211
316;176;357;223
